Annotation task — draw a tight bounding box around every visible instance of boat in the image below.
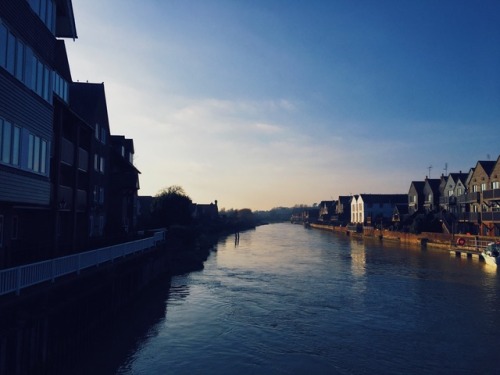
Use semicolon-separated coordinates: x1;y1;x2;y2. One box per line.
481;242;500;266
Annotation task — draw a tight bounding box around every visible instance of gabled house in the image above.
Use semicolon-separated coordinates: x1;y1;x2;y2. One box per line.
475;157;500;236
108;135;140;235
0;0;77;267
334;196;351;225
69;82;111;243
408;181;425;215
318;200;336;222
440;172;468;216
392;204;409;228
192;200;219;222
351;194;407;226
422;178;441;213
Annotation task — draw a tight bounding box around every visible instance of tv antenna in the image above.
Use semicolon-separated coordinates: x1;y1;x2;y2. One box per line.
427;165;432;178
444;162;448;176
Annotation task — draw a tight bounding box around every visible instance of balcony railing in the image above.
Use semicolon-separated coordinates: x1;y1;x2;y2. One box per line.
483;189;500;201
439;196;457;205
457;192;481;204
0;230;166;297
481;211;500;222
58;185;73;209
458;212;480;223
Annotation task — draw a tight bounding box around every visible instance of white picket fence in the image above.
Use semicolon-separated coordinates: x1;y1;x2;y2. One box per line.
0;230;166;297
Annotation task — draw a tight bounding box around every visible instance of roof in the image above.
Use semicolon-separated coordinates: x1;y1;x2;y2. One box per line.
476;160;496;176
394;204;409;215
69;82;110;131
359;194;407;204
55;0;77;39
424;178;441;193
110;135;135;154
448;172;468;184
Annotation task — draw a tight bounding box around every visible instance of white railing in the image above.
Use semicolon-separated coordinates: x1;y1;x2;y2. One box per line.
0;230;166;297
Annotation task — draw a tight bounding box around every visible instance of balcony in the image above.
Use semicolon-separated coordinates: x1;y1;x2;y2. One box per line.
439;196;457;206
483;188;500;201
58;185;73;210
457;212;480;223
481;211;500;222
78;148;89;172
76;189;87;212
457;192;480;204
61;137;74;166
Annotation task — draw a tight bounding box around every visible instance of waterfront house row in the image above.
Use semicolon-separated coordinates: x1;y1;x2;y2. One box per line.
312;155;500;236
0;0;140;269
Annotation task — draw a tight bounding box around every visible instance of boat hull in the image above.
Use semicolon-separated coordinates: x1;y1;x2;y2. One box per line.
482;253;499;266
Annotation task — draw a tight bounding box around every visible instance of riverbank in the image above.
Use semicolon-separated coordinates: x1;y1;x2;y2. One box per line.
308;222;497;253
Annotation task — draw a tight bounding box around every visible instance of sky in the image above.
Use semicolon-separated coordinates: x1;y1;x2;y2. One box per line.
65;0;500;211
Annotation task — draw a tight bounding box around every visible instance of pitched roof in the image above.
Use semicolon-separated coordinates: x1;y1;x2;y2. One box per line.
477;160;496;176
410;181;425;192
424;178;441;193
448;172;468;184
69;82;110;131
55;0;77;39
359;194;407;204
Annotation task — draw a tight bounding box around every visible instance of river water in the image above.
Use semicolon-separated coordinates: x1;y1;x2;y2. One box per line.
78;223;500;374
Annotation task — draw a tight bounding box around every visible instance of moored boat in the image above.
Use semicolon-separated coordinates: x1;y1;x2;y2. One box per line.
481;242;500;266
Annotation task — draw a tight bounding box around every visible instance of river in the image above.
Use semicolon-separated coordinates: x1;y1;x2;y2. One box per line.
74;223;500;374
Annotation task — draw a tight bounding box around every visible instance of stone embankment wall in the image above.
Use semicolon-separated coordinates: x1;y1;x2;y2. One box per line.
310;223;497;252
0;243;172;375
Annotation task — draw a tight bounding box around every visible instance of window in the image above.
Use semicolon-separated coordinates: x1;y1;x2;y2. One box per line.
12;126;20;166
99;187;105;204
481;183;487;191
40;139;47;173
0;23;52;103
28;0;56;33
1;120;11;163
53;72;68;102
0;118;21;168
94;154;99;171
93;185;98;203
473;185;478;192
6;32;15;74
26;133;48;174
95;123;100;140
100;156;105;173
457;188;462;195
493;181;499;189
100;128;106;144
15;40;24;81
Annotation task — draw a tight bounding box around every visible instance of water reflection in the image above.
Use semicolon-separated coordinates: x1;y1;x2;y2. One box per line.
69;276;172;375
349;239;366;278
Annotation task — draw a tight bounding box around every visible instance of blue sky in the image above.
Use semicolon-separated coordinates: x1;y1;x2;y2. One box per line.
66;0;500;210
